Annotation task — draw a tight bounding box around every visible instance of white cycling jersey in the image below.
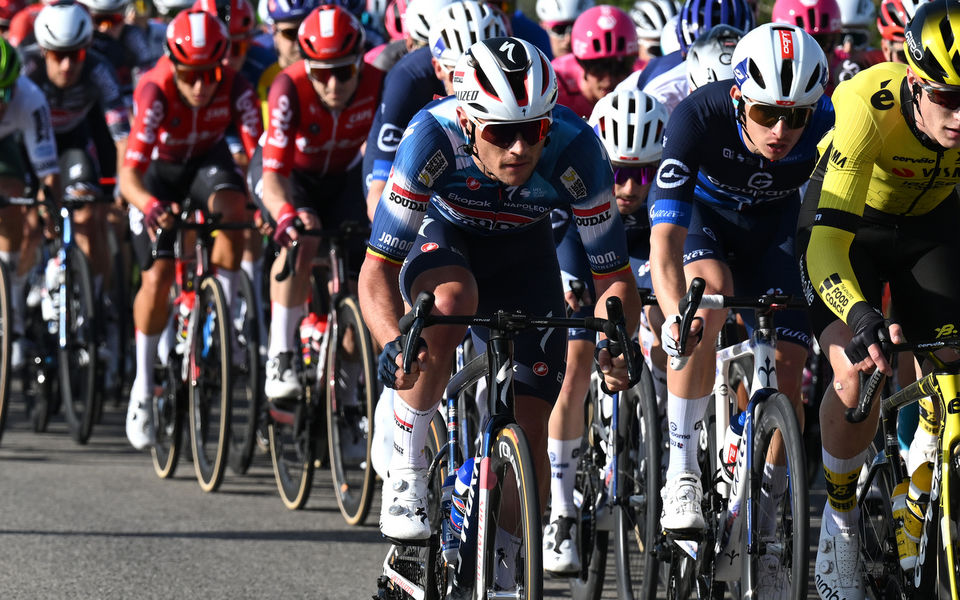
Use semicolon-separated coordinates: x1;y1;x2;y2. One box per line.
0;75;59;178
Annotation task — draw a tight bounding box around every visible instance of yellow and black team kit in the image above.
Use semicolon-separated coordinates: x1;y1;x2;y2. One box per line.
798;61;960;342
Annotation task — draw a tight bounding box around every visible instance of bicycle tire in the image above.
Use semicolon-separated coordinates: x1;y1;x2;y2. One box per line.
188;275;233;492
570;394;606;600
227;270;261;476
0;259;11;443
742;392;808;600
326;295;377;526
857;442;904;599
480;423;543;599
152;355;185;479
913;444;958;599
59;245;98;445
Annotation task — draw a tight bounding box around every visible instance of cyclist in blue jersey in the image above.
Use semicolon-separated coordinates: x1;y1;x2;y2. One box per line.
616;0;754;112
648;25;832;584
358;38;643;554
543;88;669;575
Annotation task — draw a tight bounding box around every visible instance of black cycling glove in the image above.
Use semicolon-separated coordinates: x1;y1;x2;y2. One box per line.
844;303;887;365
377;335;427;388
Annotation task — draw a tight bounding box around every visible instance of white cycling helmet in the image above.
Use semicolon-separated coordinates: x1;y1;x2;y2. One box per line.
732;23;827;106
454;37;558;122
686;24;742;90
155;0;196;16
589;88;668;164
429;1;509;69
78;0;128;14
35;3;93;51
660;13;681;53
835;0;875;30
630;0;679;41
405;0;456;44
535;0;593;25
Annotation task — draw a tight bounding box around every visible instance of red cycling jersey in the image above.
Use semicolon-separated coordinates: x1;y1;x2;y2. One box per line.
552;53;643;119
124;55;262;172
262;61;383;178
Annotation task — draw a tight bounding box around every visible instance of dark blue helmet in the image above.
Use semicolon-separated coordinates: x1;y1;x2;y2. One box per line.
325;0;365;18
676;0;754;55
267;0;317;22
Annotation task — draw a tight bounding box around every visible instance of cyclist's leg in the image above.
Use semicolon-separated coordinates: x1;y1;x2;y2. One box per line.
0;135;30;367
59;140;111;291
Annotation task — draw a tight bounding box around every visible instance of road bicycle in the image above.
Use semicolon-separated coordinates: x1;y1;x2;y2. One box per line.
149;202;254;492
852;337;960;599
375;291;639;600
658;278;809;600
267;221;378;526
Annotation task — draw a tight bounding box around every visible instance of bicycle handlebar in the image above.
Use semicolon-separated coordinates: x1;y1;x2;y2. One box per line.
274;220;371;282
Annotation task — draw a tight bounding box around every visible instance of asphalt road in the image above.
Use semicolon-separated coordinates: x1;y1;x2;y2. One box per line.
0;393;824;600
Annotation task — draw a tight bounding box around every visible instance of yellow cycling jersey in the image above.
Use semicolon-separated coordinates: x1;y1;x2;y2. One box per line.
807;62;960;324
258;61;283;126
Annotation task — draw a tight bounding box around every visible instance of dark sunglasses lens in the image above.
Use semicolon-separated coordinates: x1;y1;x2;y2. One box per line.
927;88;960;110
51;48;85;62
309;64;356;82
278;28;298;41
177;67;220;85
550;23;572;36
582;57;633;77
480;119;549;148
614;165;656;185
748;104;811;129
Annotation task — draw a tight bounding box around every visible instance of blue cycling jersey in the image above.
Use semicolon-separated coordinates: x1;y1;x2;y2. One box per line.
648;80;835;228
362;47;446;191
367;97;631;278
511;11;553;60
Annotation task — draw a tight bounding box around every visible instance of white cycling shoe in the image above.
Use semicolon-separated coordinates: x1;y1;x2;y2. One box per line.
660;471;706;533
125;392;155;450
543;516;580;575
814;518;865;600
380;466;431;541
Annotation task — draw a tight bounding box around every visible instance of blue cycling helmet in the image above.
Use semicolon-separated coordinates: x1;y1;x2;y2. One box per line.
325;0;365;17
268;0;317;22
676;0;754;55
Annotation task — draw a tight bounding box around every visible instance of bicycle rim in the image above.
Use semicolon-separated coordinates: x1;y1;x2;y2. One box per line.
326;296;377;526
227;271;260;476
151;358;184;479
188;276;232;492
481;423;542;599
59;246;98;445
268;390;316;509
570;416;606;600
857;443;904;598
0;260;11;444
615;374;661;600
744;392;808;600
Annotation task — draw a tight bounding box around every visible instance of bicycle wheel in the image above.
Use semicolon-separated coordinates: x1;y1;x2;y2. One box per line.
480;423;543;599
326;295;377;526
913;444;958;599
615;369;661;600
0;259;11;444
152;354;185;479
268;368;318;509
188;276;233;492
857;443;904;599
59;245;98;444
570;419;608;600
742;392;808;600
227;270;260;475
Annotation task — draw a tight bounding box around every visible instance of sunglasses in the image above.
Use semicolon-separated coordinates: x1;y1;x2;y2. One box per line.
175;65;223;86
743;99;813;129
229;38;249;58
93;12;124;27
471;116;552;149
46;48;86;63
579;57;635;78
548;22;573;37
307;61;359;83
275;27;299;42
917;80;960;111
614;164;657;185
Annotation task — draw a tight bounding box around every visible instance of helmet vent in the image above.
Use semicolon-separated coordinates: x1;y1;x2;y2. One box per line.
539;55;550;95
805;62;822;92
506;69;529;106
940;13;955;50
780;58;793;96
747;58;766;88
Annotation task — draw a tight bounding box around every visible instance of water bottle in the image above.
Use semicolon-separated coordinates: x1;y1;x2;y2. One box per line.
176;291;195;355
453;458;478;588
300;313;317;366
720;411;746;484
440;473;460;565
892;479;918;570
903;461;934;543
727;411;749;518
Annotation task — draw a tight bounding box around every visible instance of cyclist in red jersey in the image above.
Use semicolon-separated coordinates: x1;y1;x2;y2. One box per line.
251;5;382;403
119;9;262;450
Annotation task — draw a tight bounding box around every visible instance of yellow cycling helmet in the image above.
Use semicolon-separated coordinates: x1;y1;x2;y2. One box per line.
905;0;960;86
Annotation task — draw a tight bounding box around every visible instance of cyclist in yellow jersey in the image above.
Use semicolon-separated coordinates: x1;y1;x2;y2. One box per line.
798;2;960;598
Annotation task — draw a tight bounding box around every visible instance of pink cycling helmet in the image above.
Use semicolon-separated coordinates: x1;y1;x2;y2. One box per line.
384;0;406;40
771;0;842;35
571;5;639;60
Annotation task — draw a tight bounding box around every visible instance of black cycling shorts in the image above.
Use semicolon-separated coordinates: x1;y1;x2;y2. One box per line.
130;140;246;271
398;203;567;403
798;170;960;342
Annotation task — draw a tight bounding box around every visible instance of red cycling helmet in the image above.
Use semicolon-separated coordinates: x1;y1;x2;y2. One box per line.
0;0;25;28
192;0;255;38
571;5;639;61
771;0;842;35
877;0;923;41
383;0;406;40
165;10;231;66
298;5;364;64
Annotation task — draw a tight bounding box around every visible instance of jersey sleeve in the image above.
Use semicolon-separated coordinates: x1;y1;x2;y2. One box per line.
16;79;58;178
262;72;299;177
230;75;264;159
556;128;631;279
124;80;166;172
92;60;131;141
647;95;705;228
366;112;447;264
805;86;881;325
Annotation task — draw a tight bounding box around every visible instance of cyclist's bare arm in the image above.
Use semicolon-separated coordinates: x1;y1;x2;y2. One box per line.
594;269;643;391
650;221;701;351
365;179;386;224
